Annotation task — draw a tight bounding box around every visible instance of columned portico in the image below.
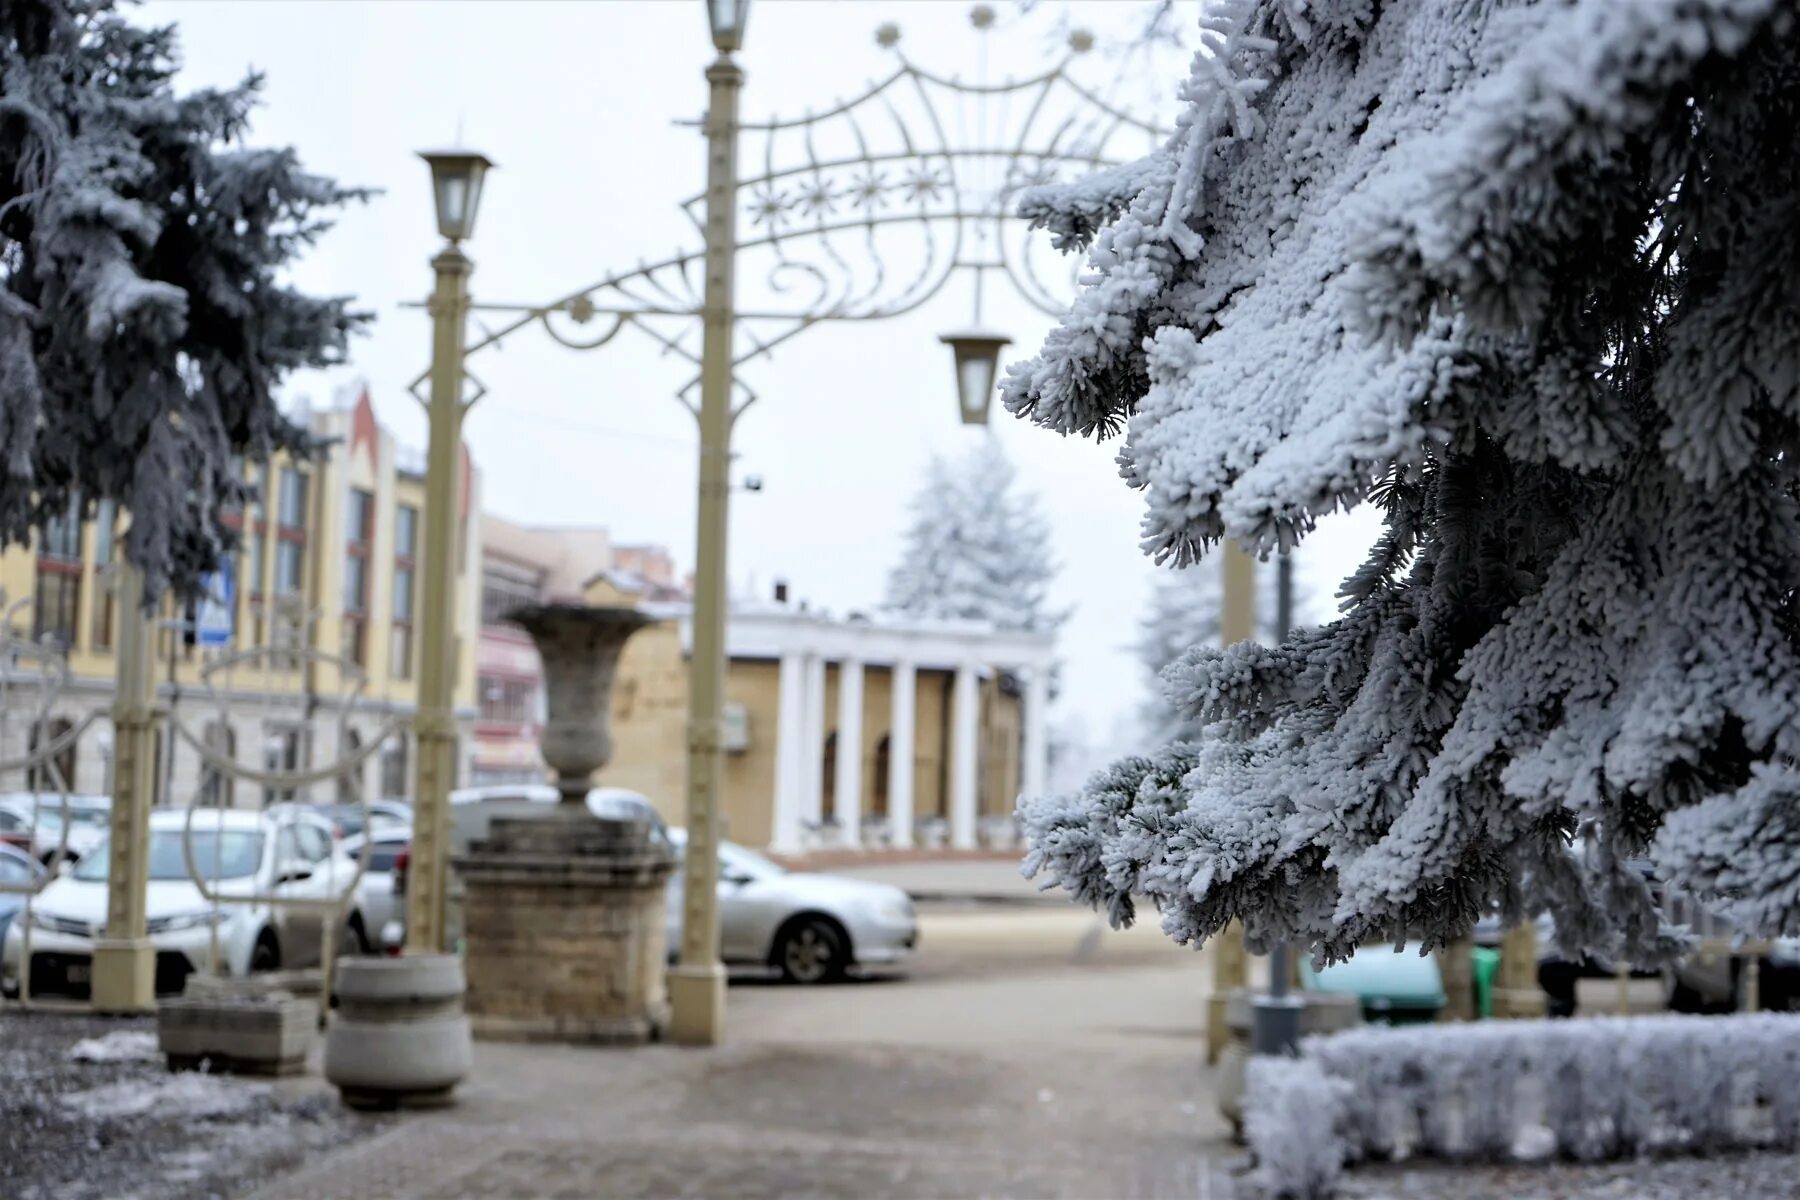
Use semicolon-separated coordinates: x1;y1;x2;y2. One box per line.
800;652;826;833
949;661;979;851
677;607;1055;855
833;657;865;846
769;651;806;853
887;659;916;849
1022;665;1050;804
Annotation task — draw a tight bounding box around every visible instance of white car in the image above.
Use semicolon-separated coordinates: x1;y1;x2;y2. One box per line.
340;825;411;945
1;807;370;1000
664;831;917;984
0;793;111;863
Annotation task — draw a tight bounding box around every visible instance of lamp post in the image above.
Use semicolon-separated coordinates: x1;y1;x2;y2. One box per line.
1251;554;1304;1055
404;149;492;956
666;0;751;1047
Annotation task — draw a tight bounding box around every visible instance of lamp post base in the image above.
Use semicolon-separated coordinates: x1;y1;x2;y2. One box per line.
91;938;156;1013
667;961;727;1046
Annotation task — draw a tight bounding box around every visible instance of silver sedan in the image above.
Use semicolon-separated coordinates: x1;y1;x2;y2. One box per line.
664;831;917;984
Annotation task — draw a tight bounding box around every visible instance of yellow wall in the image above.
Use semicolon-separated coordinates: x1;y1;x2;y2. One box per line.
0;439;479;715
597;625;1022;845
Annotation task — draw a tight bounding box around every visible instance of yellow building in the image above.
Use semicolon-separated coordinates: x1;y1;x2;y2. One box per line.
0;387;482;807
589;577;1055;854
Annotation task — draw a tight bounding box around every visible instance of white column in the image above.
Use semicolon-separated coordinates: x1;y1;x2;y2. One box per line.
833;657;864;847
801;652;827;835
768;652;806;854
887;659;916;850
1022;664;1050;804
950;661;979;851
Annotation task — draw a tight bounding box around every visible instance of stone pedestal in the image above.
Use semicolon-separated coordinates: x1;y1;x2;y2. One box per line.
455;809;675;1044
1217;988;1361;1140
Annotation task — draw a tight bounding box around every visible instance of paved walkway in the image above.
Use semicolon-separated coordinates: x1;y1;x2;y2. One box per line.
251;909;1237;1199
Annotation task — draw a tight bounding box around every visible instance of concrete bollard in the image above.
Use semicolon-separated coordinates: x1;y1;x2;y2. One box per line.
324;954;472;1111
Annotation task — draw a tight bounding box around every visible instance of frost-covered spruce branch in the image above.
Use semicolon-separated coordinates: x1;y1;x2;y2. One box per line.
1010;0;1800;962
0;0;369;600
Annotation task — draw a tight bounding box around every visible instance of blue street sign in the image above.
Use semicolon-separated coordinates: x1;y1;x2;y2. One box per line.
196;564;235;648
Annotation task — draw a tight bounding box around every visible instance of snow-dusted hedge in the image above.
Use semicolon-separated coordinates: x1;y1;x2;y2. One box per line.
1245;1015;1800;1199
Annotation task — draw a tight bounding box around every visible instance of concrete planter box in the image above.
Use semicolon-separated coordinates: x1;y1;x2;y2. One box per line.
157;992;317;1076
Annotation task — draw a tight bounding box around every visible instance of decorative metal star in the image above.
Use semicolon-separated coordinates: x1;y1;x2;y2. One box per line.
901;164;947;204
797;179;838;218
748;184;789;229
848;168;888;210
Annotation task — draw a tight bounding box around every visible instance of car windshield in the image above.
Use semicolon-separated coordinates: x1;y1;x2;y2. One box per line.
721;843;784;879
66;808;108;828
73;830;264;882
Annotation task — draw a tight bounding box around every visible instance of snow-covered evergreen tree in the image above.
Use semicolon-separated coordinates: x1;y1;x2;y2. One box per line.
883;437;1063;634
1011;0;1800;963
0;0;366;599
1136;556;1314;744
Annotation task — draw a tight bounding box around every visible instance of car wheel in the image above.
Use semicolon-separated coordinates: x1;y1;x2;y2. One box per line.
775;915;848;985
251;929;281;974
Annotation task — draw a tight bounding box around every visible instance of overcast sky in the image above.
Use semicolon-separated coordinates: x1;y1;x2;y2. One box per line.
143;0;1379;769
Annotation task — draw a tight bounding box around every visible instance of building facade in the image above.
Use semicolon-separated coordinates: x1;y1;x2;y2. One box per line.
0;387;483;808
469;515;618;786
593;581;1055;854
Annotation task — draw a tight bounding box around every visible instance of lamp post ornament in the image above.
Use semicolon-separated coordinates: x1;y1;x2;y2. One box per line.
406;1;1164;1044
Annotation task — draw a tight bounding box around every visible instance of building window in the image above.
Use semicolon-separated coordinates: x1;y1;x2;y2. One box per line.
33;497;81;651
27;717;76;792
274;468;307;598
343;488;373;667
200;721;236;807
480;569;541;629
391;504;418;680
90;499;116;651
263;726;306;807
479;676;535;725
379;736;409;800
821;731;838;822
338;728;363;803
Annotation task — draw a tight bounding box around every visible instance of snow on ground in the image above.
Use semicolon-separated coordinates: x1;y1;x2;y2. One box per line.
1336;1151;1800;1200
66;1029;160;1064
0;1011;384;1200
60;1070;270;1120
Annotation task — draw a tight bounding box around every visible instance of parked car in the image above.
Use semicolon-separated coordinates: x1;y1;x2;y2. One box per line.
1302;943;1446;1023
1;807;370;1000
306;799;412;841
663;830;917;984
0;805;36;855
0;843;47;952
0;793;111;863
339;825;410;947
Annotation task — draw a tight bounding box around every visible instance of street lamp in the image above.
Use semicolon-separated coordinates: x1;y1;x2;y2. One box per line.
706;0;751;52
938;331;1011;425
403;147;492;958
420;151;494;243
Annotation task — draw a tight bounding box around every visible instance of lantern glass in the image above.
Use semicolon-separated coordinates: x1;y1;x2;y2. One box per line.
419;151;494;243
708;0;750;52
939;332;1011;426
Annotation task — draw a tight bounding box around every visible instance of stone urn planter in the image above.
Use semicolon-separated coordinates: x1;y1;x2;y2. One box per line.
323;954;472;1110
453;604;677;1044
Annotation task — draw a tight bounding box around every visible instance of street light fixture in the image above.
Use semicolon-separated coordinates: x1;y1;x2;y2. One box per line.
706;0;751;53
938;331;1012;425
419;151;494;243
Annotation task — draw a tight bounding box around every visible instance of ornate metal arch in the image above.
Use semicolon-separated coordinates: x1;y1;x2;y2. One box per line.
410;17;1165;417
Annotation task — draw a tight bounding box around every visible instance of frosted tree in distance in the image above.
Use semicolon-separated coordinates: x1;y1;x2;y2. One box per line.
1136;558;1315;745
0;0;367;599
884;437;1064;635
1010;0;1800;963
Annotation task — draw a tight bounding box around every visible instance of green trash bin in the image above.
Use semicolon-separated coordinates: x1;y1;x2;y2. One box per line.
1471;946;1501;1018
